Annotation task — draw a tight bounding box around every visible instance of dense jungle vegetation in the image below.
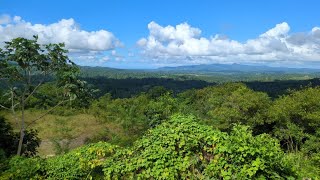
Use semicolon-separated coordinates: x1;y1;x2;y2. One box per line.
1;37;320;179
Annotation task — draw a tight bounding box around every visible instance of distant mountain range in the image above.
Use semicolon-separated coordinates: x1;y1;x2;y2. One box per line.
156;64;320;73
80;63;320;75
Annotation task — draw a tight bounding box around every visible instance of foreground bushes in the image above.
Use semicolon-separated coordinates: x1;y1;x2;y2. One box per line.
1;115;297;179
103;115;294;179
0;156;45;179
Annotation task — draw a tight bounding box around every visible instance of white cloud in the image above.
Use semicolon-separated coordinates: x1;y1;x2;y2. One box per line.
0;16;121;52
148;21;201;43
137;21;320;66
0;15;123;65
111;50;117;56
101;56;110;62
110;50;124;61
260;22;290;38
0;14;11;24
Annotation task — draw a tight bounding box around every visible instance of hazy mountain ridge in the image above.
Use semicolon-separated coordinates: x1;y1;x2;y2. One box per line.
157;63;320;73
80;63;320;74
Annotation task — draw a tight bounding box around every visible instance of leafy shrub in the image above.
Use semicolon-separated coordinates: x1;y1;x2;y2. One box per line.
0;115;40;157
0;149;9;175
103;115;295;179
90;90;177;145
0;116;16;157
103;115;221;179
177;83;271;131
0;156;45;180
205;125;295;179
284;152;320;179
20;129;41;157
45;142;118;179
268;87;320;152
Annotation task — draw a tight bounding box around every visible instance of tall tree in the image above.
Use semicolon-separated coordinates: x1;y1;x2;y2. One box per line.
0;36;80;156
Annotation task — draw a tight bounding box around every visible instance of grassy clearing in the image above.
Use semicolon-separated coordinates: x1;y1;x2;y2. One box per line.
0;109;122;156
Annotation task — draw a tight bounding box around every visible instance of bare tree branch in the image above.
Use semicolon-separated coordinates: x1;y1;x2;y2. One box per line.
0;103;10;110
10;90;20;127
24;80;43;103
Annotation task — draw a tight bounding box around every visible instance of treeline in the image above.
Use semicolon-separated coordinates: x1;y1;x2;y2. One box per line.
1;83;320;178
80;76;320;99
246;78;320;98
82;77;214;98
80;66;320;83
89;83;320;154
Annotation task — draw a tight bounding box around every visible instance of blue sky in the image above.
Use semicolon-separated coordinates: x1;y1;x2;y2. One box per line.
1;0;320;69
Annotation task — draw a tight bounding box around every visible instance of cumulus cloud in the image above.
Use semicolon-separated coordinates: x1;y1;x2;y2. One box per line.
260;22;290;38
0;15;122;64
137;21;320;66
0;15;121;51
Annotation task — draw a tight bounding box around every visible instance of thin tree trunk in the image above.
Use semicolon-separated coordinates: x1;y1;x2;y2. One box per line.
289;135;294;152
17;69;31;156
17;94;25;156
17;126;25;156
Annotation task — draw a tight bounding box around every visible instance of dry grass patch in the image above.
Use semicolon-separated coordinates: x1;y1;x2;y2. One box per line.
1;110;107;156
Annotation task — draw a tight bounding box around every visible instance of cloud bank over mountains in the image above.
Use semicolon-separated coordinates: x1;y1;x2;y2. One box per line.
137;21;320;66
1;14;320;67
